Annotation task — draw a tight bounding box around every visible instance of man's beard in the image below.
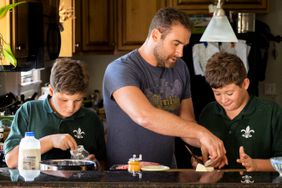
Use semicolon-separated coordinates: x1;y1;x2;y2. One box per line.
153;45;166;68
153;42;178;68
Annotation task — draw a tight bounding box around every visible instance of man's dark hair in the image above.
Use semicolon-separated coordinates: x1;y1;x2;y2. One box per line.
148;7;192;39
205;52;247;89
50;58;89;94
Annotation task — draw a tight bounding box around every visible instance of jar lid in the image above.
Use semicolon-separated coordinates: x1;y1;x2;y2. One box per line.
25;132;35;136
128;154;142;162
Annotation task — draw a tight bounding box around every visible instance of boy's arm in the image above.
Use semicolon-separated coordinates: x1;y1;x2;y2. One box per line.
237;146;274;171
5;134;77;168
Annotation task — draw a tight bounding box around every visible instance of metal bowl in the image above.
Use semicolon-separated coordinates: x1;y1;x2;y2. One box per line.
40;159;98;171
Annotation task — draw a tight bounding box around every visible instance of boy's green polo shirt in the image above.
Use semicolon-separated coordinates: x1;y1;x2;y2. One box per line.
199;96;282;169
4;96;106;161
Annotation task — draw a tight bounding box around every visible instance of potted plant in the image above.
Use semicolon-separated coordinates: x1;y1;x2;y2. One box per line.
0;1;26;68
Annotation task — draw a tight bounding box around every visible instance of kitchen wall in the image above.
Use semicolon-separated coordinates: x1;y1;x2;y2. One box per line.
0;72;20;95
73;54;122;94
257;0;282;105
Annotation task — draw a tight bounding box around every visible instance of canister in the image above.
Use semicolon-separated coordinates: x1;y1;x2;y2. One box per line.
237;12;256;33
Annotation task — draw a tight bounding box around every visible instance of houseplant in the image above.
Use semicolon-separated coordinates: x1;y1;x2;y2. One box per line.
0;1;26;68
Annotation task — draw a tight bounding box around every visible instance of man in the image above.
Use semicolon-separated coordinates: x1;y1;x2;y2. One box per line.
103;7;227;168
199;52;282;171
4;58;106;168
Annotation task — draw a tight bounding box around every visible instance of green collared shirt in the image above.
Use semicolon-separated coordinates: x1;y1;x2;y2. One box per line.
4;96;106;161
199;96;282;168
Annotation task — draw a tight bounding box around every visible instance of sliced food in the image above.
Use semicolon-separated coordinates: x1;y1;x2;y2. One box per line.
196;163;214;172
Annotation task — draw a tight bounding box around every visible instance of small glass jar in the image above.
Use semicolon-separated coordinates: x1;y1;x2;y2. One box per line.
128;154;142;173
70;145;89;160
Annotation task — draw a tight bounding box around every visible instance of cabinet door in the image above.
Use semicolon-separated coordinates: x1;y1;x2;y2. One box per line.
117;0;166;51
11;0;45;70
167;0;269;14
0;0;11;66
11;0;29;59
78;0;115;52
74;0;82;52
59;0;75;57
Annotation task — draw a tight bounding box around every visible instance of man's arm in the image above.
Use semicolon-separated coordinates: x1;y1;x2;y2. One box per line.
178;98;200;147
113;86;226;163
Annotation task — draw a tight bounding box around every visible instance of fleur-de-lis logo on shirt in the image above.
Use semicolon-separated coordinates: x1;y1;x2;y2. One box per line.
241;175;254;183
73;128;85;139
241;126;255;138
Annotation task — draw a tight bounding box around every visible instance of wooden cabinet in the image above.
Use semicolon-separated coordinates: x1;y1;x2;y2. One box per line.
59;0;75;56
60;0;115;55
167;0;269;14
11;0;29;60
0;0;12;66
76;0;115;53
60;0;269;55
10;0;44;62
116;0;166;51
0;0;46;70
61;0;167;54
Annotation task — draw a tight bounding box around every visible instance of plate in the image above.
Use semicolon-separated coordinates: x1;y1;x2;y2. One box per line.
141;165;170;171
40;159;98;171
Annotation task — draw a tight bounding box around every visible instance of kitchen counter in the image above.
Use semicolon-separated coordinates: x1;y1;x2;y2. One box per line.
0;168;281;187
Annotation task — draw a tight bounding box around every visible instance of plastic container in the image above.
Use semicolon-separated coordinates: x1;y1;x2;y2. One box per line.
18;132;41;170
19;169;40;181
18;132;41;181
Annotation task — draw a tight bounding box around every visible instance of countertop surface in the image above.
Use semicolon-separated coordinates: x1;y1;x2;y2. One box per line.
0;168;282;187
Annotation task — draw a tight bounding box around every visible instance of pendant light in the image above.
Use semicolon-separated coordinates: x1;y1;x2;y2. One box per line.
200;0;238;42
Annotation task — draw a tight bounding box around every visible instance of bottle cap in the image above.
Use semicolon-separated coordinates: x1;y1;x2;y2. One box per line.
128;154;142;162
25;132;35;137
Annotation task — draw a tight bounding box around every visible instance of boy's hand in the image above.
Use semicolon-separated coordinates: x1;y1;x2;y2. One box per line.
85;154;96;161
236;146;257;171
51;134;77;150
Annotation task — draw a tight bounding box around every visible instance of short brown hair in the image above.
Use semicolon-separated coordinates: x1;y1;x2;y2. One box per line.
205;52;247;88
148;7;192;39
50;58;89;94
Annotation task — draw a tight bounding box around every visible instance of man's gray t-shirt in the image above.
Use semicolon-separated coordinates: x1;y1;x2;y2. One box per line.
103;49;191;167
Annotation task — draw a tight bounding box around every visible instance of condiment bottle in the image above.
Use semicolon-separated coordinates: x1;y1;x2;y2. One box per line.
0;122;5;145
0;124;4;154
0;125;4;150
128;154;142;172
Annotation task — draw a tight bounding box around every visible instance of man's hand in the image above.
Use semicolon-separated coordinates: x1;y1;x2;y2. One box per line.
237;146;257;171
51;134;77;151
199;130;228;168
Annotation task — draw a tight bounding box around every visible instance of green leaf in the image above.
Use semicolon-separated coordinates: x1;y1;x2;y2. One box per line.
0;1;27;19
3;45;17;67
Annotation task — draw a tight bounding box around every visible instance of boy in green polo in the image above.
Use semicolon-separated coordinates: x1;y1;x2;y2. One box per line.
199;52;282;171
4;58;106;169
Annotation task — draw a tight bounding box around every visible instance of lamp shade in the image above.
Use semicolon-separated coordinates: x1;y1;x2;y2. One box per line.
200;15;238;42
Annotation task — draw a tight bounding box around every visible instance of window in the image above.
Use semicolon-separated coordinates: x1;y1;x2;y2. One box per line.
20;69;42;98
